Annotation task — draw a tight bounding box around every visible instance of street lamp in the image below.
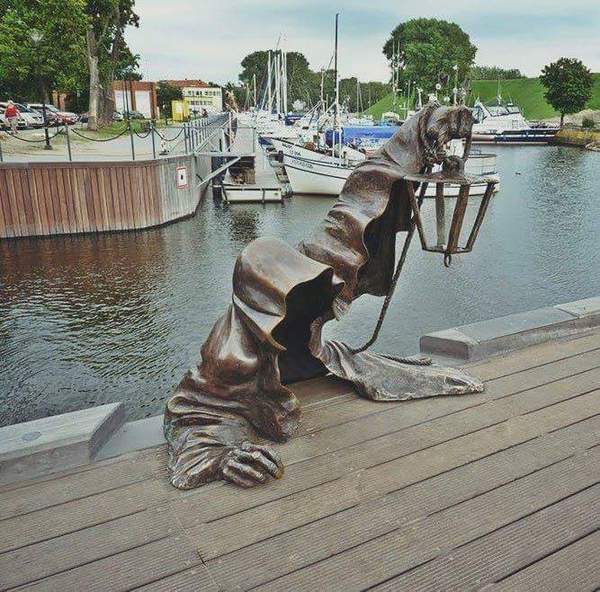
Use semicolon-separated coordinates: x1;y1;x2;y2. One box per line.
405;164;499;267
29;29;52;150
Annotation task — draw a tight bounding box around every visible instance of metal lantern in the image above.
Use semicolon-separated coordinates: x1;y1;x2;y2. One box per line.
405;171;498;266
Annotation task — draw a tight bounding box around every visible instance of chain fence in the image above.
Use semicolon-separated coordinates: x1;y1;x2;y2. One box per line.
0;113;233;164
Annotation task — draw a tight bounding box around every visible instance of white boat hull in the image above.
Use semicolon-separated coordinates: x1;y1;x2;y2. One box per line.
269;138;365;165
284;155;499;197
222;184;282;203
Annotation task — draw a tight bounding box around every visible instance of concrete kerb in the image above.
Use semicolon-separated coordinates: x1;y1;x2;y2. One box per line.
420;296;600;361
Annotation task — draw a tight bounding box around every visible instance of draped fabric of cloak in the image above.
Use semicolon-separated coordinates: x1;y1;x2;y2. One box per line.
164;104;479;490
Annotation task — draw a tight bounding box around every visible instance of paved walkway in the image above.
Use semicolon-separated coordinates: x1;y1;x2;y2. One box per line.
1;330;599;591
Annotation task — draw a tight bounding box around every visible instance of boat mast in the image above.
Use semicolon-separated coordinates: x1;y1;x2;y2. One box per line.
334;13;340;155
267;50;272;112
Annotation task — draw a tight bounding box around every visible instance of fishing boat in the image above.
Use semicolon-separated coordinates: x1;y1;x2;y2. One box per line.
268;137;365;165
284;142;500;197
471;99;558;144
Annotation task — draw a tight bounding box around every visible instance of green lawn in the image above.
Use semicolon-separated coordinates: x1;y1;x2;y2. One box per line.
367;74;600;121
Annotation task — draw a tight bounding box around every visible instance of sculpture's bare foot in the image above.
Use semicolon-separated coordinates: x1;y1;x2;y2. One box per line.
219;441;284;488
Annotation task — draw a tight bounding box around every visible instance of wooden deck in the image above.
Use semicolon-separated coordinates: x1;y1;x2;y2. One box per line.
1;330;599;591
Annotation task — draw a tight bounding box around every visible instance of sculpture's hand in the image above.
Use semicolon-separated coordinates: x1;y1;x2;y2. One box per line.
219;441;284;487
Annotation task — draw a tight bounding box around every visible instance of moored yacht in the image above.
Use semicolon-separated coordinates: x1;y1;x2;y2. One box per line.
471;99;558;144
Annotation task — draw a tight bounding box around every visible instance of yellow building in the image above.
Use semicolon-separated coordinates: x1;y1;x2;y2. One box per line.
163;79;223;116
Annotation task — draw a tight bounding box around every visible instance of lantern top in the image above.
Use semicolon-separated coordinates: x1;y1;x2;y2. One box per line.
404;171;499;187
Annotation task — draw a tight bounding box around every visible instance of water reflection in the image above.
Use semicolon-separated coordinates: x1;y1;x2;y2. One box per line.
1;145;599;426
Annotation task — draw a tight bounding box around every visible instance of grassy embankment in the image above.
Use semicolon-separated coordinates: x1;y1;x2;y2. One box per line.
366;74;600;121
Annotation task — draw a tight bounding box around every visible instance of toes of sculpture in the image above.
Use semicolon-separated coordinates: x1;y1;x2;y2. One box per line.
220;442;285;487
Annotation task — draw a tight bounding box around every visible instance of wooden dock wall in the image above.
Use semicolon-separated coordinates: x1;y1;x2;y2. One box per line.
0;155;204;239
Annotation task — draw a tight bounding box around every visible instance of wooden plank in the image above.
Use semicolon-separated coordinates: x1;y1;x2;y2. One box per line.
94;167;110;232
17;168;36;236
84;167;98;233
203;414;600;590
252;458;600;591
115;166;129;230
27;168;44;236
0;447;166;520
0;171;10;238
29;168;48;236
160;349;600;539
41;167;59;235
0;508;175;590
482;529;600;592
55;168;70;235
108;167;123;231
0;478;170;554
195;386;600;566
13;167;29;235
181;384;600;563
74;168;90;233
371;476;600;592
62;166;78;234
4;168;22;236
13;536;215;592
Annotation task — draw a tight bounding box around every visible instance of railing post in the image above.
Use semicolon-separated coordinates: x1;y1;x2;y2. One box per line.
64;121;72;162
128;119;136;161
151;120;156;159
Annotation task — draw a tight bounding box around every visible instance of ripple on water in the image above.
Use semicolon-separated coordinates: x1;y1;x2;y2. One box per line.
1;146;600;426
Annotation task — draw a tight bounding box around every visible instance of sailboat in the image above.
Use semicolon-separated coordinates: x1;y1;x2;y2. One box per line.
284;139;500;197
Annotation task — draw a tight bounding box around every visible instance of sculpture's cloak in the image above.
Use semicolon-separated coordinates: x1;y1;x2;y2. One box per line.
165;104;478;489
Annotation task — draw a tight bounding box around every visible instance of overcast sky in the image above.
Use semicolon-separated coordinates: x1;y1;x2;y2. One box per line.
126;0;600;84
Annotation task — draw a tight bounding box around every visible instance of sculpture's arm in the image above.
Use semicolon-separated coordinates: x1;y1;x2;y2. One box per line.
165;391;284;489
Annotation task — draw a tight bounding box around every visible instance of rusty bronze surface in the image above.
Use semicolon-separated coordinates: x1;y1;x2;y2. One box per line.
164;103;488;490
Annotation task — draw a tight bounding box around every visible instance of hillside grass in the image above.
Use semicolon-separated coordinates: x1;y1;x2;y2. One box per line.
366;74;600;121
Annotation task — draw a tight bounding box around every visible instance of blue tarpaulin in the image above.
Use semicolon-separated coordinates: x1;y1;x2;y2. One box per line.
325;125;398;147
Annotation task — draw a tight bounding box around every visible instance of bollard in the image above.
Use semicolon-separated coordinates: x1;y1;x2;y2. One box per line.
151;120;156;159
64;122;73;162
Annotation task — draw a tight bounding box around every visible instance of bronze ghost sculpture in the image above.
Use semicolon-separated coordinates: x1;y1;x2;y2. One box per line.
164;103;484;490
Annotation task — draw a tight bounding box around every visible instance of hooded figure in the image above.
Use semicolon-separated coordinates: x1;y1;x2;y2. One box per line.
164;103;483;490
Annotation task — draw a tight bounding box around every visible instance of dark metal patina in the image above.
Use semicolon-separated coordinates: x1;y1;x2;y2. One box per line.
164;103;495;490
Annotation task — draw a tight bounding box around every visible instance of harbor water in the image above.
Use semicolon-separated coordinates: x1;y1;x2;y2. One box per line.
1;145;599;427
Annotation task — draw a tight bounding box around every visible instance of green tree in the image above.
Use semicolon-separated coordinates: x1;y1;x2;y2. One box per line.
156;81;182;118
85;0;139;129
540;57;593;126
0;0;87;102
383;18;477;96
470;65;524;80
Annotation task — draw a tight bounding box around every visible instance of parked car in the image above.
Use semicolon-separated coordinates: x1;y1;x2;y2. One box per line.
25;103;59;125
122;110;145;120
15;103;44;127
79;111;124;124
28;103;79;125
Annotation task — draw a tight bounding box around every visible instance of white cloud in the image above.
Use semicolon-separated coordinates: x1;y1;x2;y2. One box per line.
126;0;600;84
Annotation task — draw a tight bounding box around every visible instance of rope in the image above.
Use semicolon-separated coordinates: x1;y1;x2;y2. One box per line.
7;129;62;143
70;126;129;142
350;173;431;354
133;128;152;139
153;127;184;142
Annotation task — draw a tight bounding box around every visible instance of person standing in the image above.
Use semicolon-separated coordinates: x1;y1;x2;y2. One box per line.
5;101;20;134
